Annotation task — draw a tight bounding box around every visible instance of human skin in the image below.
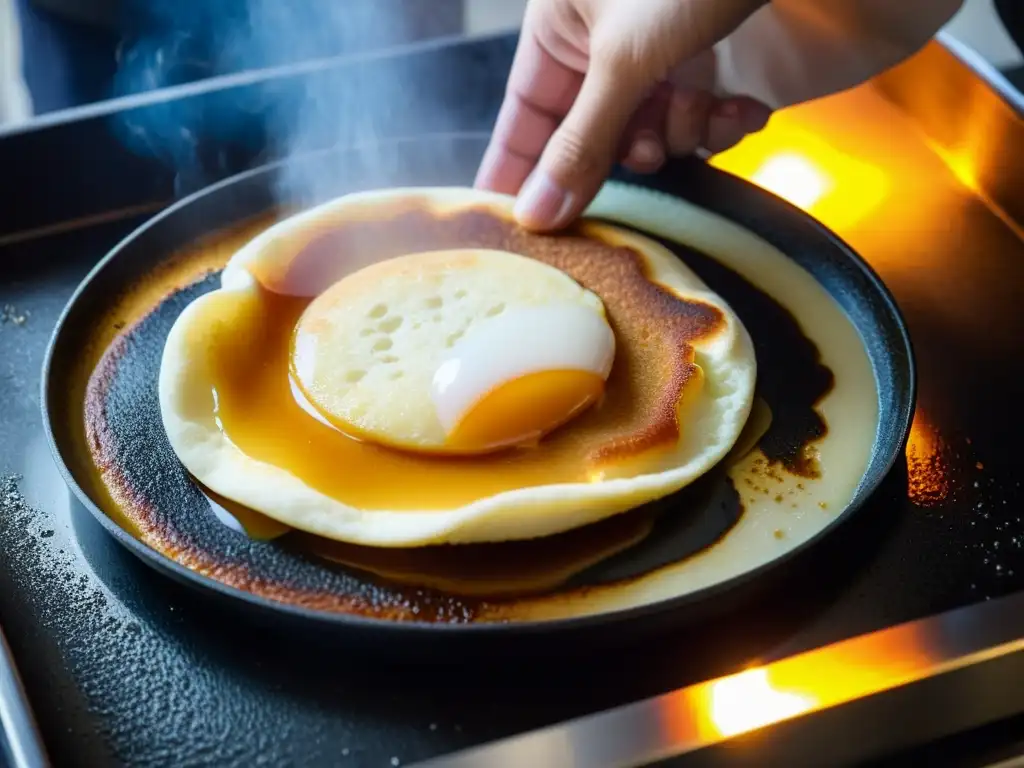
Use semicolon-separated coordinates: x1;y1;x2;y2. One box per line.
476;0;965;230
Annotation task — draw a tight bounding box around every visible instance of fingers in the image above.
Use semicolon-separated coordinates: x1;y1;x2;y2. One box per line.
702;97;772;154
476;0;773;230
664;87;717;156
615;89;773;173
621;132;666;173
514;60;655;230
474;31;582;196
618;84;671;174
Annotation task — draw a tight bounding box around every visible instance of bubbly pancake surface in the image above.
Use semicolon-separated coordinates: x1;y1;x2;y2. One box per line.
291;248;614;453
158;188;757;546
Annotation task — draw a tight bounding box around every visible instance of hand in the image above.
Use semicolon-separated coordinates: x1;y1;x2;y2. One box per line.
476;0;965;232
474;0;772;231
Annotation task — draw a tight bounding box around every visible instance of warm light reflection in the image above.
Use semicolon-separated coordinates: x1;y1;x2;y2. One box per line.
707;668;815;737
906;411;951;508
751;154;829;210
711;119;889;233
660;624;937;746
945;152;980;197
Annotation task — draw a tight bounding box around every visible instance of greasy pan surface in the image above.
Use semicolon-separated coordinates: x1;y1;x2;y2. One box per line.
42;135;914;647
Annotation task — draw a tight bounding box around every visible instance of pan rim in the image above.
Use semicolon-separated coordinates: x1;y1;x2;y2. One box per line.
41;132;917;637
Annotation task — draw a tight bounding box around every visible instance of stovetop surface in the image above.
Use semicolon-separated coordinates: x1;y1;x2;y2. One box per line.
1;32;1023;767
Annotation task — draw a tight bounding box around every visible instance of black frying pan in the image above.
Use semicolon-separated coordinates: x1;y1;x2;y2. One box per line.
41;134;914;655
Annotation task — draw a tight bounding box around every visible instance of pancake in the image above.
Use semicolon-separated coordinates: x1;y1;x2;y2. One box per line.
157;188;757;547
291;247;614;453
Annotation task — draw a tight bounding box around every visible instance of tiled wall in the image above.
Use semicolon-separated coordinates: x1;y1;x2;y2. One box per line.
464;0;1023;68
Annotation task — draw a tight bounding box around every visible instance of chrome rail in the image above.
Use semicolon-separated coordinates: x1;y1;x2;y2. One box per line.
415;592;1024;767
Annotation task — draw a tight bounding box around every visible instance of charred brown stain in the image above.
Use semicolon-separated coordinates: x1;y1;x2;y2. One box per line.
83;281;484;623
267;202;726;461
77;206;835;623
602;221;834;479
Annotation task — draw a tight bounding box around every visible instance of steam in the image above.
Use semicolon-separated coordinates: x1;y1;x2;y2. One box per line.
111;0;474;204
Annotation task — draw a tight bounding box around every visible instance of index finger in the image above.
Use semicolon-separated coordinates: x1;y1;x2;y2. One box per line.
474;31;583;196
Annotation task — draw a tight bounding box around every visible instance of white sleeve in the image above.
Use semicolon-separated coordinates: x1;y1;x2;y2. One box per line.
711;0;965;109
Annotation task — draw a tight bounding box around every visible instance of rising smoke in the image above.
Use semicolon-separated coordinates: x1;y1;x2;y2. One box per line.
111;0;478;204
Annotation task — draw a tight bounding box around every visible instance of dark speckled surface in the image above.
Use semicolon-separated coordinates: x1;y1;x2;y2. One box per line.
2;32;1024;768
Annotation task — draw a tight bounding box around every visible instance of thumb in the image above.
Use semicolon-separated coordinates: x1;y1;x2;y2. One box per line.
514;63;654;231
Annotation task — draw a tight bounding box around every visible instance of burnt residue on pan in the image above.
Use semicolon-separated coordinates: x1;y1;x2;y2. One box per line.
608;222;835;479
77;212;833;624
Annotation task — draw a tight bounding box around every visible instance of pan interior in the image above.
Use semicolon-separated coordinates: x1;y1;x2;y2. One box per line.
46;140;906;627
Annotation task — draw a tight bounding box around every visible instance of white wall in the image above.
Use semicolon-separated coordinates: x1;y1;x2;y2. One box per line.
944;0;1022;67
464;0;1023;68
465;0;526;35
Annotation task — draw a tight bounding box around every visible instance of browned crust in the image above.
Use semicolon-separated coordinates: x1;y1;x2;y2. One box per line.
255;202;727;462
84;332;484;622
504;218;719;463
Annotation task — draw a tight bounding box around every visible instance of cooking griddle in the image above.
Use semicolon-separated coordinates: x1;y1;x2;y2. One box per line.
1;32;1022;767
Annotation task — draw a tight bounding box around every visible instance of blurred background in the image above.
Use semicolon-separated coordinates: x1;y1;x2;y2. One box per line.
0;0;1021;127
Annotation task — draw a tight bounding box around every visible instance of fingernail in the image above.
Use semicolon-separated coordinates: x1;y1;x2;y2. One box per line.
626;132;665;167
514;169;574;230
